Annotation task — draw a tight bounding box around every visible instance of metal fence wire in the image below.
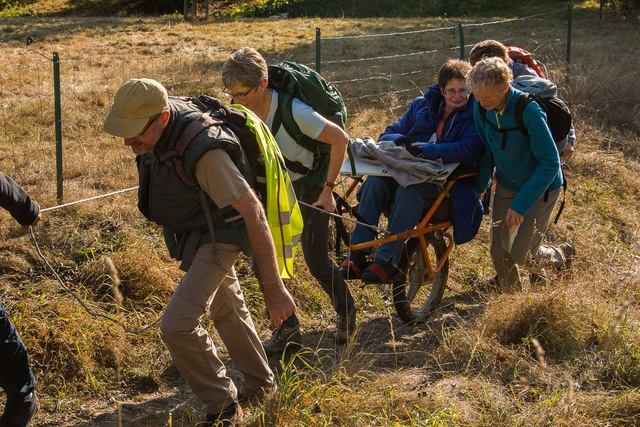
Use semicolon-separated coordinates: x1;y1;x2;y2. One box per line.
0;7;573;208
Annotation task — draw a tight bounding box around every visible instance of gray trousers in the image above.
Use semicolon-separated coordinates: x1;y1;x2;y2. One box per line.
160;242;274;414
490;183;560;292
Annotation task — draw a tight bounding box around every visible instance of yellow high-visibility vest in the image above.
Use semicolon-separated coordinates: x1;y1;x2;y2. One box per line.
235;105;303;279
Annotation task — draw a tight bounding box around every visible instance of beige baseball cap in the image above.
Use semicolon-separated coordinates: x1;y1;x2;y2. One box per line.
104;78;168;138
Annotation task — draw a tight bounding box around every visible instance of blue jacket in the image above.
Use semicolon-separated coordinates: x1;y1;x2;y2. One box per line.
473;86;562;216
379;83;485;244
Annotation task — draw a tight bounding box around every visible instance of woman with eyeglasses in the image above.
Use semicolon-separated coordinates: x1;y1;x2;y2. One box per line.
340;59;484;284
221;47;355;350
469;57;564;293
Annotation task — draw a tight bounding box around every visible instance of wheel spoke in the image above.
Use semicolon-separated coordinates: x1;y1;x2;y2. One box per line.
393;236;449;324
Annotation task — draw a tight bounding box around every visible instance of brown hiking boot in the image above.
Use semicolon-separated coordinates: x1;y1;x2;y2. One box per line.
560;243;576;269
262;324;302;357
529;271;548;286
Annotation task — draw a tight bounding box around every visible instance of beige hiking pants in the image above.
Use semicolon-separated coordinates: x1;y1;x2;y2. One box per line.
160;242;274;414
490;183;560;292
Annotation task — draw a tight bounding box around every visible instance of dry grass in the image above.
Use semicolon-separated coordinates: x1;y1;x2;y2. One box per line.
0;11;638;427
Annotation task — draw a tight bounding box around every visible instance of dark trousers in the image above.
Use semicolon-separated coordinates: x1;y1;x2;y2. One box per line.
260;186;355;329
297;187;355;319
0;299;36;399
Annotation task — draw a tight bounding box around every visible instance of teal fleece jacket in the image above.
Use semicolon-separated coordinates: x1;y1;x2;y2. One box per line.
474;86;562;216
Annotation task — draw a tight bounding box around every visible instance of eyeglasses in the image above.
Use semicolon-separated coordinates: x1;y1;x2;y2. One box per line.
443;88;471;97
138;114;160;136
222;86;256;102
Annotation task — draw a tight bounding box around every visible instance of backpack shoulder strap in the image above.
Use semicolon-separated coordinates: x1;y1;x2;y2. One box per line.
514;93;533;136
172;114;217;187
271;96;285;137
273;90;329;176
275;90;315;152
166;112;222;267
479;104;519;151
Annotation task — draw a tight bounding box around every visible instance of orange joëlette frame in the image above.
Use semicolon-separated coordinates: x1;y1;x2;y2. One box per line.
342;169;478;281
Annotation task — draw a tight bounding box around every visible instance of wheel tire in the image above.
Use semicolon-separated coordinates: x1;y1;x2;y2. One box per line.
392;235;449;324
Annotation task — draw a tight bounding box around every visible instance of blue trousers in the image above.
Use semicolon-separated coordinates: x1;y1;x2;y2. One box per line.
0;299;36;399
350;176;441;266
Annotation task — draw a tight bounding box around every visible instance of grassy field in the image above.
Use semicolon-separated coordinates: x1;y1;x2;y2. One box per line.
0;5;639;427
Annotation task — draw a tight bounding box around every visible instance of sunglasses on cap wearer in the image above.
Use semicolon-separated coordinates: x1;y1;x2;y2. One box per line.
138;114;161;136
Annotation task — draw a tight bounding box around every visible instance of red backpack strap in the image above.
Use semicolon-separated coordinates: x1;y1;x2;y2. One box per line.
172;113;218;187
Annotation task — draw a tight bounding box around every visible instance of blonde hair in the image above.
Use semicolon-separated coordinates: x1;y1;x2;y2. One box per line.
468;57;513;91
221;47;268;89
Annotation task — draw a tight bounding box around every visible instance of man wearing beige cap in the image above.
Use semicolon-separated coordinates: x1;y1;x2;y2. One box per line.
104;78;296;426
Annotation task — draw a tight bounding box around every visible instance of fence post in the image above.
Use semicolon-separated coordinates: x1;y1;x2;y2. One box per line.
53;52;63;202
600;0;604;20
566;3;572;65
458;23;465;60
315;27;321;73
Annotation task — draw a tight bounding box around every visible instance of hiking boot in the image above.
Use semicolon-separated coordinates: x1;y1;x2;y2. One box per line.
262;324;302;357
202;402;243;427
0;391;39;427
334;306;356;344
559;243;576;269
529;271;548;286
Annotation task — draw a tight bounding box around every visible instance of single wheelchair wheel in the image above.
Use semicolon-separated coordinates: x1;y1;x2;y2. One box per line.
392;234;449;324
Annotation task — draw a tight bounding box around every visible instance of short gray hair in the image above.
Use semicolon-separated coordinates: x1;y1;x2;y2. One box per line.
468;57;513;91
221;47;268;89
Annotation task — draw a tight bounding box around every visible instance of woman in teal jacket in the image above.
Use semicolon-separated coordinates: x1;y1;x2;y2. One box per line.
469;57;564;292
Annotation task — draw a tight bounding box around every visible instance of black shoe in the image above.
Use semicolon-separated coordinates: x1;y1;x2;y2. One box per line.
262;324;302;357
335;306;356;344
0;391;39;427
202;402;243;427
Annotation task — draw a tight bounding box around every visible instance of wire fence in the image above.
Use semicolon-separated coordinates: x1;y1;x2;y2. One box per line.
0;8;577;210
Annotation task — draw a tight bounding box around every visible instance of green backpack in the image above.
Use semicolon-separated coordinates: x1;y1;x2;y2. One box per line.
267;61;347;190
